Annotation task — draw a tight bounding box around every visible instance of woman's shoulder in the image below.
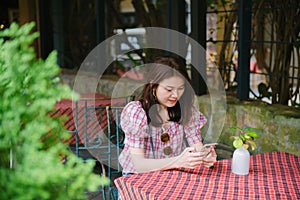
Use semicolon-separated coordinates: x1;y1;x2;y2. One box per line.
121;101;148;131
123;101;143;112
122;101;147;120
193;104;207;123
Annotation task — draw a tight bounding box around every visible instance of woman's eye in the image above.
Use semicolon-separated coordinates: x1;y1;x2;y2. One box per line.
164;88;172;92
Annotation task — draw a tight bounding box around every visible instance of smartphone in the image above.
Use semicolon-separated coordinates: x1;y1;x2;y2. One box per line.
199;143;218;157
202;143;218;149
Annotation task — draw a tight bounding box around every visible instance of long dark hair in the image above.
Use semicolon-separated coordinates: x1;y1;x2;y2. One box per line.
139;56;195;126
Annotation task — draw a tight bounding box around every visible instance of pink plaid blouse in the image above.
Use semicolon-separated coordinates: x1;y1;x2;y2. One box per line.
119;101;207;173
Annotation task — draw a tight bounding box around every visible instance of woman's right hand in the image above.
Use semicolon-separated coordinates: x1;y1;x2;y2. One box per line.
174;147;207;169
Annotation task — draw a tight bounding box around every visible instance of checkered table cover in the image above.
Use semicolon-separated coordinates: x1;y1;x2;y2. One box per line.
115;152;300;200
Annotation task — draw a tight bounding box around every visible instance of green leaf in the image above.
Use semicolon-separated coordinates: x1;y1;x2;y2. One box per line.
246;131;259;139
244;134;251;139
229;127;237;132
239;134;246;141
241;127;257;131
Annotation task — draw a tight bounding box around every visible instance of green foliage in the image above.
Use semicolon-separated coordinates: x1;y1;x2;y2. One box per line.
0;22;109;200
229;127;260;151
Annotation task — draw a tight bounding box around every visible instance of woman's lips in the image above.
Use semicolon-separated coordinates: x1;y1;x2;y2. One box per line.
168;99;177;104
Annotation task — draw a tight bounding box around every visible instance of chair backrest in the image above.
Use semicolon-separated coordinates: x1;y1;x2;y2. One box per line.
72;96;133;161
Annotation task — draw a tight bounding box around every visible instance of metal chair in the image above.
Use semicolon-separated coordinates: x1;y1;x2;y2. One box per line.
49;95;133;199
71;96;132;199
105;105;125;200
70;96;132;157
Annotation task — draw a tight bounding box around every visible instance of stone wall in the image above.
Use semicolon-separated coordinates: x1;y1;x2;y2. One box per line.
197;95;300;156
60;71;300;156
59;69;143;98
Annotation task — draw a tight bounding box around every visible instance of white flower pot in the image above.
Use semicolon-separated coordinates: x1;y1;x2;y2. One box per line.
231;146;250;175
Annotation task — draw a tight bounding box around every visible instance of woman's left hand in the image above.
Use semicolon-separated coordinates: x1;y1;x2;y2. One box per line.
202;147;217;168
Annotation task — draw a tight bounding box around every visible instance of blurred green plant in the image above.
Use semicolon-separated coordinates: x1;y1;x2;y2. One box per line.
229;127;260;151
0;22;109;200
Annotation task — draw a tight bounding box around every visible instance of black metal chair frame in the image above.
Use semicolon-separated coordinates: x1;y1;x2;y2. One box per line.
71;96;133;199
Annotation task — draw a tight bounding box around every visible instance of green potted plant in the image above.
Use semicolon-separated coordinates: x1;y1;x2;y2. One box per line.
229;127;260;175
0;22;109;199
230;127;260;150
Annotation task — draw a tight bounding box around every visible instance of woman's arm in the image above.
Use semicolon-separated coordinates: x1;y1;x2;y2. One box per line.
130;147;206;173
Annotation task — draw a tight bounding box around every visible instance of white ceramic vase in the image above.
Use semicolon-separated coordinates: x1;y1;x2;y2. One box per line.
231;146;250;175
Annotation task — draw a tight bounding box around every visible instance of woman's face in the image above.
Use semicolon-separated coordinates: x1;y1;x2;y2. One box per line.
155;76;185;109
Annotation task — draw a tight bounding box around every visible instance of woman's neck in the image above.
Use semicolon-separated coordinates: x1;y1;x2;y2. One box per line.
158;105;169;123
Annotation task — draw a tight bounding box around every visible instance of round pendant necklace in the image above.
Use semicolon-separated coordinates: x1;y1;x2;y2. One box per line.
163;146;173;155
161;123;173;155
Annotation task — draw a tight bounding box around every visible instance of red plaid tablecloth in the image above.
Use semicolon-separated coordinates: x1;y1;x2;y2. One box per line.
115;152;300;199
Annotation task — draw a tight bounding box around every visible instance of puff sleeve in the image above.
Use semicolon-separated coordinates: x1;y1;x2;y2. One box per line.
183;106;207;145
120;101;148;149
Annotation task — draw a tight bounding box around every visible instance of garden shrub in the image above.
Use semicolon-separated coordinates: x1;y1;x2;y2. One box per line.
0;22;109;200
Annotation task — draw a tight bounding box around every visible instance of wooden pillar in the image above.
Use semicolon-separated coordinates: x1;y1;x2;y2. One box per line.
167;0;186;34
18;0;40;57
96;0;106;44
19;0;37;25
237;0;251;100
163;0;189;76
166;0;187;57
51;0;65;67
190;0;207;95
38;0;53;59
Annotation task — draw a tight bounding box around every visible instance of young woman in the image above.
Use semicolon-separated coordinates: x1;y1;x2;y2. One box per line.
119;56;217;174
